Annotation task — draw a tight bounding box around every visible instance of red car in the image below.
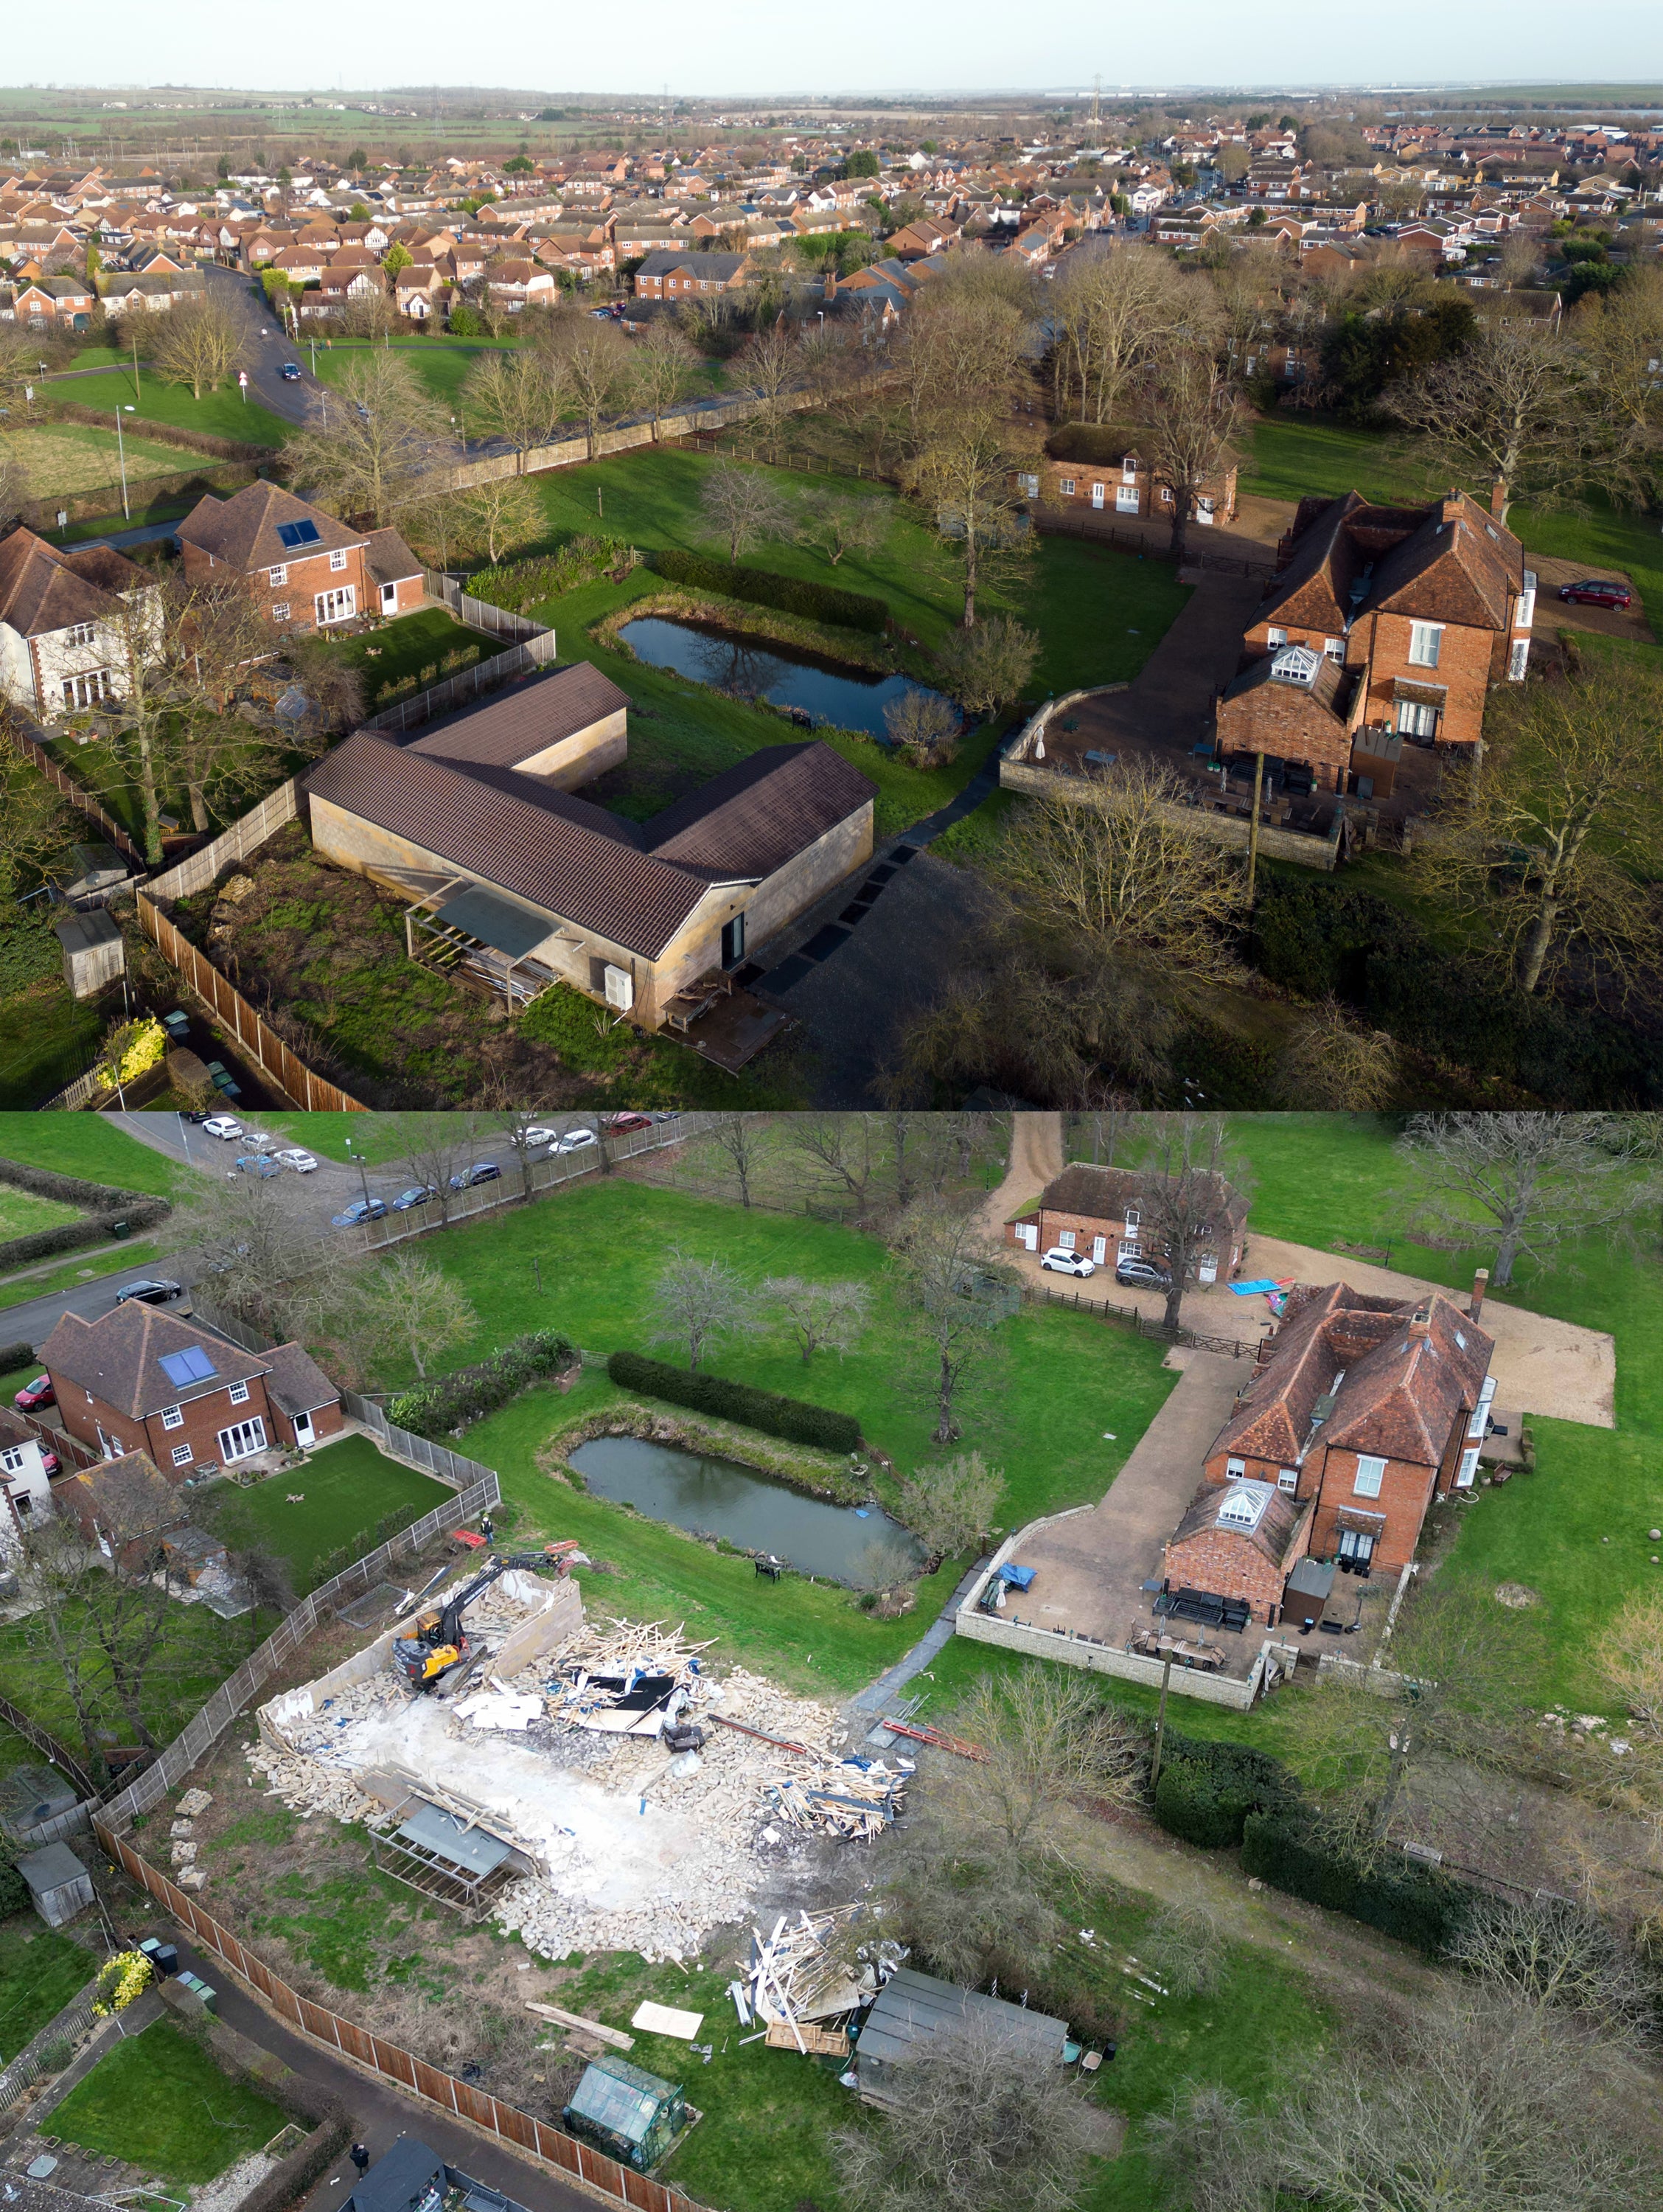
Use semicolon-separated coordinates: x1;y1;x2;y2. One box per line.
1558;578;1633;609
604;1112;653;1133
13;1376;53;1413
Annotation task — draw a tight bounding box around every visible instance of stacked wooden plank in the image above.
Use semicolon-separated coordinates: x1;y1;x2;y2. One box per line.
742;1906;907;2044
767;1756;907;1841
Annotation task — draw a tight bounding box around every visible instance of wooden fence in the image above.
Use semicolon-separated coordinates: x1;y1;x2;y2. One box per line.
135;890;366;1110
362;631;559;737
1020;1278;1261;1360
0;1688;98;1804
90;1832;706;2212
1033;502;1277;577
145;777;302;902
0;1979;104;2119
3;718;143;866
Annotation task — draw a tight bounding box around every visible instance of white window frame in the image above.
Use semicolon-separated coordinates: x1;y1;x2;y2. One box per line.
1122;459;1136;481
0;1447;26;1475
1058;476;1075;497
1338;1528;1376;1563
271;601;290;622
1277;1467;1298;1493
217;1416;267;1463
228;1380;251;1406
66;621;96;647
1467;1375;1497;1440
1116;481;1140;512
330;546;349;572
1456;1445;1481;1489
1265;627;1286;647
1507;638;1530;681
1322;636;1344;661
1397;699;1438;739
1516;571;1536;629
1123;1207;1140;1230
160;1405;184;1430
1407;621;1443;668
1119;1239;1141;1259
60;669;111;710
170;1443;194;1468
1353;1454;1387;1498
1226;1456;1247;1479
1056;1229;1077;1250
268;563;287;587
314;585;355;625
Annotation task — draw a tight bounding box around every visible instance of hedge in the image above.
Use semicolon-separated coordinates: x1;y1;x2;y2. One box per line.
0;1856;28;1919
46;398;272;464
387;1328;575;1438
0;926;61;998
607;1351;862;1453
1247;874;1659;1108
1241;1812;1476;1957
0;1156;172;1276
650;549;888;634
1154;1731;1297;1849
0;1343;38;1375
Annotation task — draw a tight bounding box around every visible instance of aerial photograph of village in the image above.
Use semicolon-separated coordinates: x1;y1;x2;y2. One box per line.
0;8;1659;2209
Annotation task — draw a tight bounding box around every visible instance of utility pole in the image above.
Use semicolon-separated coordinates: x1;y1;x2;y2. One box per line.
114;406;135;521
1245;746;1265;903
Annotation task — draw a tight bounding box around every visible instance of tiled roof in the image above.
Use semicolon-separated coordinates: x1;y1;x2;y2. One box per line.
1019;1161;1249;1235
0;526;144;640
41;1303;270;1421
1255;488;1522;636
176;481;364;574
363;528;422;590
408;663;630;773
1169;1478;1308;1565
643;742;876;880
262;1341;340;1417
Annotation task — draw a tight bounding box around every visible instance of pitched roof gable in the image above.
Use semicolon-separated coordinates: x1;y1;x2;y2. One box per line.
407;662;630;773
176;481;365;574
40;1304;270;1422
0;526;144;639
641;742;876;880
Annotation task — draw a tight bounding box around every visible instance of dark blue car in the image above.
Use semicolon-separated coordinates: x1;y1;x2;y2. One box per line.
331;1198;389;1228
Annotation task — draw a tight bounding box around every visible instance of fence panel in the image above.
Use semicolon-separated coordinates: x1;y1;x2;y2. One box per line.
4;718;143;866
0;1983;102;2118
145;779;302;902
0;1691;97;1801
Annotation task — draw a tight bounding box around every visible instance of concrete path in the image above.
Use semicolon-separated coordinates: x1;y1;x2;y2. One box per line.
850;1556;992;1717
1003;1348;1250;1655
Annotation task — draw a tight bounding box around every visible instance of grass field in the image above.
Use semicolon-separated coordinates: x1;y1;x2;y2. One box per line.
49;2019;287;2181
204;1435;454;1590
47;366;290;451
0;1116;184;1198
0;1916;95;2065
0;982;106;1116
0;1588;262;1756
14;420;192;498
0;1186;82;1239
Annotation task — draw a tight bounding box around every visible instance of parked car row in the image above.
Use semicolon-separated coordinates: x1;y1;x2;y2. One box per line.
1038;1245;1175;1290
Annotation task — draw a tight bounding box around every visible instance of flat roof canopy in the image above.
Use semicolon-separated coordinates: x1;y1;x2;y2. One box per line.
394;1801;512;1879
433;884;551;961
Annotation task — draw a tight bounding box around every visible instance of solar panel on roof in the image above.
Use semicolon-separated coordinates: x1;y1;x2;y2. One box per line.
158;1346;217;1388
276;518;321;549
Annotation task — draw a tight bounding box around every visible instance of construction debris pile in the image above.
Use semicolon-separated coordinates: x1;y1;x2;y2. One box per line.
735;1905;907;2056
248;1610;910;1964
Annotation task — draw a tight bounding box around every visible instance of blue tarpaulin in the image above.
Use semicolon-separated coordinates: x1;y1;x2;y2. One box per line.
1230;1279;1286;1295
997;1562;1036;1590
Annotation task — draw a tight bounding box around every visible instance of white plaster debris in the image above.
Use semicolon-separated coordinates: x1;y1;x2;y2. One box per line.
248;1618;885;1963
177;1788;214;1818
189;2150;279;2212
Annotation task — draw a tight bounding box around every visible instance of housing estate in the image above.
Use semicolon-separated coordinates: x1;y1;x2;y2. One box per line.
1216;488;1535;793
38;1301;342;1475
304;661;878;1032
1160;1280;1496;1628
1005;1162;1249;1285
0;526;150;716
176;482;423;636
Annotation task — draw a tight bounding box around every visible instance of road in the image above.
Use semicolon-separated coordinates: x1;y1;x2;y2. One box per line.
202;262;320;428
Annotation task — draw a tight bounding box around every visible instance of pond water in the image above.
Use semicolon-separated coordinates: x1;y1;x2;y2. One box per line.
568;1434;926;1587
618;614;949;741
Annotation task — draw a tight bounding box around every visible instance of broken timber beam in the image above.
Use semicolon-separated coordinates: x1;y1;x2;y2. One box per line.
708;1713;816;1757
524;2001;635;2051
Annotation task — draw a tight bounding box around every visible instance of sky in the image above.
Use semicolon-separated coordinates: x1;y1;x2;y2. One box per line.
6;1;1663;106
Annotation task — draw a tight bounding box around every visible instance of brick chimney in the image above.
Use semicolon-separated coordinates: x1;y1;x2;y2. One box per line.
1490;479;1507;523
1470;1267;1489;1321
1406;1307;1432;1341
823;268;837;302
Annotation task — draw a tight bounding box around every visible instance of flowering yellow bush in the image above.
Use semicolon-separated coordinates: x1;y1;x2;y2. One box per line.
92;1948;153;2017
99;1017;167;1089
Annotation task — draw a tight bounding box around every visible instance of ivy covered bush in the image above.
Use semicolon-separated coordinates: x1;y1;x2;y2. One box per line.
388;1328;576;1436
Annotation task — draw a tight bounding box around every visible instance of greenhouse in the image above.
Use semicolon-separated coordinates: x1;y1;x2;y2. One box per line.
562;2055;685;2172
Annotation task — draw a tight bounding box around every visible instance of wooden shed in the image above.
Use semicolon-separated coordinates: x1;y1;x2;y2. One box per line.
17;1842;95;1927
53;908;125;1000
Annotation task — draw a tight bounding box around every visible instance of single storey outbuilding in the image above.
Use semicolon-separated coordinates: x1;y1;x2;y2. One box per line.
17;1842;95;1927
854;1966;1070;2107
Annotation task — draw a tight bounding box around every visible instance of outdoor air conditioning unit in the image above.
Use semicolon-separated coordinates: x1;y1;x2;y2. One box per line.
603;964;634;1013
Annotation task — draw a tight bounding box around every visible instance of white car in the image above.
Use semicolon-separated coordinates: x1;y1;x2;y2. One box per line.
1040;1245;1096;1278
552;1127;599;1155
201;1115;243;1141
275;1149;318;1174
240;1131;276;1150
517;1125;559;1148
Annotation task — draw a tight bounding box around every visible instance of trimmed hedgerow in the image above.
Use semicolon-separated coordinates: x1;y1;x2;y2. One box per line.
606;1351;862;1453
1153;1731;1297;1849
387;1328;576;1437
0;1156;171;1275
649;549;888;634
1241;1812;1477;1957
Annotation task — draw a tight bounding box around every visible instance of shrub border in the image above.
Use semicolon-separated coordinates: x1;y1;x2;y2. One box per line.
606;1351;862;1455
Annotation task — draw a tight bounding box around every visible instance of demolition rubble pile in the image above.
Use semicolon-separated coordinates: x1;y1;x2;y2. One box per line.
736;1905;908;2053
248;1610;911;1963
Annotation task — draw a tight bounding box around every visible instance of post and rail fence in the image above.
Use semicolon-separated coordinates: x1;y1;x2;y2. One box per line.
1020;1278;1261;1361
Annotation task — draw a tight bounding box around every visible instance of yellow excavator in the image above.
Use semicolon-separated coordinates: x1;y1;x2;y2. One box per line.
391;1544;576;1692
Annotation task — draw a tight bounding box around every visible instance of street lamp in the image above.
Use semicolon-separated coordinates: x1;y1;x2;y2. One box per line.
344;1134;370;1208
114;404;136;521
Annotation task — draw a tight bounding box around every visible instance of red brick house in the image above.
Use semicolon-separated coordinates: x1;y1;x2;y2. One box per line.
1202;1281;1494;1585
1005;1162;1249;1284
1221;488;1535;790
633;248;749;299
39;1301;342;1477
1021;445;1238;529
178;481;418;637
1163;1478;1314;1627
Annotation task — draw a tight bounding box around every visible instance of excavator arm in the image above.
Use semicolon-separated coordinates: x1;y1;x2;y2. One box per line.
391;1547;573;1691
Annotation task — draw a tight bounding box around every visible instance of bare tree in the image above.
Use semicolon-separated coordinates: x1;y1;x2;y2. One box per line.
450;472;543;566
1575;264;1663;504
1384;318;1594;522
1046;243;1197;423
393;1111;482;1227
1448;1892;1661;2036
1395;1110;1655;1287
702;1113;773;1207
891;1196;1017;1442
284;632;366;742
892;1449;1003;1565
789;1115;880;1217
179;1170;363;1345
1141;1902;1226;1999
697;463;790;565
795;484;887;568
649;1250;750;1371
539;311;633;461
883;686;961;766
627;318;701;441
759;1276;871;1364
1276;997;1399;1108
954;1665;1148;1853
358;1248;477;1380
1599;1585;1663;1741
461;348;571;468
902;397;1037;627
282;350;449;526
932;614;1039;717
734;322;801;459
1122;1113;1251;1332
833;2010;1101;2212
1410;665;1663;999
1136;345;1247;566
149;290;248;398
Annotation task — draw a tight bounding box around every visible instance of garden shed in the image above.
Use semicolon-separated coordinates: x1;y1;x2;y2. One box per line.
854;1966;1070;2107
16;1842;95;1927
0;1766;81;1843
53;907;125;1000
562;2054;685;2172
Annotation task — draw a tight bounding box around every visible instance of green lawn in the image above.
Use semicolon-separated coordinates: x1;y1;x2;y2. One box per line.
49;366;290;451
388;1176;1176;1695
0;1186;82;1239
203;1435;455;1591
0;1115;185;1199
259;1112;419;1165
312;341;504;411
0;981;106;1114
0;1593;264;1759
49;2018;287;2182
326;605;481;705
0;1242;165;1315
0;1915;95;2065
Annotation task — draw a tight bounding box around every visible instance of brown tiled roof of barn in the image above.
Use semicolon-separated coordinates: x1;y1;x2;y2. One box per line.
642;742;877;880
1254;487;1524;636
407;662;631;773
